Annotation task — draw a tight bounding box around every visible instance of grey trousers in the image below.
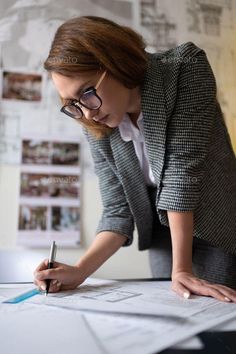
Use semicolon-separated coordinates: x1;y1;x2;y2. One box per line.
147;187;236;290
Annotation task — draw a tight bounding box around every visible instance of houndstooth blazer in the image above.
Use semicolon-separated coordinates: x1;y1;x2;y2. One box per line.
85;42;236;255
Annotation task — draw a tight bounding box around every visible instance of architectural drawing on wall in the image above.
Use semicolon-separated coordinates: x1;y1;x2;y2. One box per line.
202;42;235;143
17;136;81;248
187;0;233;36
200;3;222;36
140;0;177;51
91;0;133;20
0;0;73;70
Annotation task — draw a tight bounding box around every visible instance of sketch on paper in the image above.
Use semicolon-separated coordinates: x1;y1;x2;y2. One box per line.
78;284;142;302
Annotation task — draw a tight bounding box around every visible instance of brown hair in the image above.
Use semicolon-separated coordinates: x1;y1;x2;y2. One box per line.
44;16;147;138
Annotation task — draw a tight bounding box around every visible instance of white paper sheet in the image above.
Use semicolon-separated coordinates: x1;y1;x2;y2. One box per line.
0;301;103;354
213;317;236;331
1;279;236;354
33;278;236;353
27;278;231;318
170;336;204;350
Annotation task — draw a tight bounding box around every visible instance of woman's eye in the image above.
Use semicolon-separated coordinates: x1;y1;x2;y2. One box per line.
83;86;94;94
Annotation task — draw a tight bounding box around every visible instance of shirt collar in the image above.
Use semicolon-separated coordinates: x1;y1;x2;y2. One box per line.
118;112;144;142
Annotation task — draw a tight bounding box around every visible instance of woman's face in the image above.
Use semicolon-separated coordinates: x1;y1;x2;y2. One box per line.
51;71;141;128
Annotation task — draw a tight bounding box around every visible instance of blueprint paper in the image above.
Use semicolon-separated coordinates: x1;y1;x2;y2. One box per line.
30;278;236;353
1;279;236;354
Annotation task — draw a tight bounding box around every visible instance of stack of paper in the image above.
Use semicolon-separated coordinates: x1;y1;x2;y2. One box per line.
1;278;236;354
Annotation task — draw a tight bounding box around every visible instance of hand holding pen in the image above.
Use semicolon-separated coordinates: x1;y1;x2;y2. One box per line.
45;241;57;296
34;241;85;292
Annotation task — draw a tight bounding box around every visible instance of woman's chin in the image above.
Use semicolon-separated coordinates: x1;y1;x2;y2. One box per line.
105;119;120;128
106;123;118;128
102;115;123;128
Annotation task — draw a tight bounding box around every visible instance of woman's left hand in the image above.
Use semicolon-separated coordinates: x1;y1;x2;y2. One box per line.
171;271;236;302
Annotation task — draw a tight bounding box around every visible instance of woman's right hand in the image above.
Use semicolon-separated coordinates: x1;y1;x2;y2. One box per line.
33;231;126;293
33;259;86;293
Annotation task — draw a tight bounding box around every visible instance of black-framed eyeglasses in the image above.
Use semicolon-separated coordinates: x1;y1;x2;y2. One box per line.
60;71;107;120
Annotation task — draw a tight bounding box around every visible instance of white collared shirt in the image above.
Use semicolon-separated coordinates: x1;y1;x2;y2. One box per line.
118;113;156;186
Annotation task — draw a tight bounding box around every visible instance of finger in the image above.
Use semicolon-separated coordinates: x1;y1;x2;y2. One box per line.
213;284;236;297
34;268;59;281
181;278;235;302
34;279;47;292
56;281;62;290
178;277;231;302
34;259;49;273
208;285;236;303
198;285;231;302
209;289;231;302
51;279;62;289
171;281;191;299
48;281;62;293
34;261;62;276
175;275;236;302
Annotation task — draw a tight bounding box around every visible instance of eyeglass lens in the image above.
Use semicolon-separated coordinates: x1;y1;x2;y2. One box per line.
79;90;101;109
63;90;102;118
63;105;83;118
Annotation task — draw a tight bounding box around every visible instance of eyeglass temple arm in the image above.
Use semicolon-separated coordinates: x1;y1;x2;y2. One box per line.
95;71;107;90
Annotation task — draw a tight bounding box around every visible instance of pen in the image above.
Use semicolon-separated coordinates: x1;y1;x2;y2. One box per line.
45;241;57;296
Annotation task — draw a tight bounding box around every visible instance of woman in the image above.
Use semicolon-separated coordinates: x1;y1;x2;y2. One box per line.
34;16;236;302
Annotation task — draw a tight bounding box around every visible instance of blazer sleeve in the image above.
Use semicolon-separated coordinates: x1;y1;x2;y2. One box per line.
85;132;134;246
157;48;217;217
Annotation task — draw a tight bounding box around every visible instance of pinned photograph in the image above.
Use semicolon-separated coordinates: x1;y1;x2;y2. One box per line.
19;205;47;231
20;173;49;197
52;142;80;165
21;139;80;166
52;206;80;232
22;140;50;165
49;174;79;198
2;71;42;101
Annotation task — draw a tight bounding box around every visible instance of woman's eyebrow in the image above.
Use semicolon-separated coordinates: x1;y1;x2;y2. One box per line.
64;80;92;100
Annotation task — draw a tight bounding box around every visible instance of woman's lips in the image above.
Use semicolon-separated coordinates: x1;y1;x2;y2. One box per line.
97;115;109;124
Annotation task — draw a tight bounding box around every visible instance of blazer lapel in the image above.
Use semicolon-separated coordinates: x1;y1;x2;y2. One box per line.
108;53;168;247
110;128;153;249
141;53;168;193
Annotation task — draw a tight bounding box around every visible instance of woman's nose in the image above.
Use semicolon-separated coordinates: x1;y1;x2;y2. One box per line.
82;107;98;121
